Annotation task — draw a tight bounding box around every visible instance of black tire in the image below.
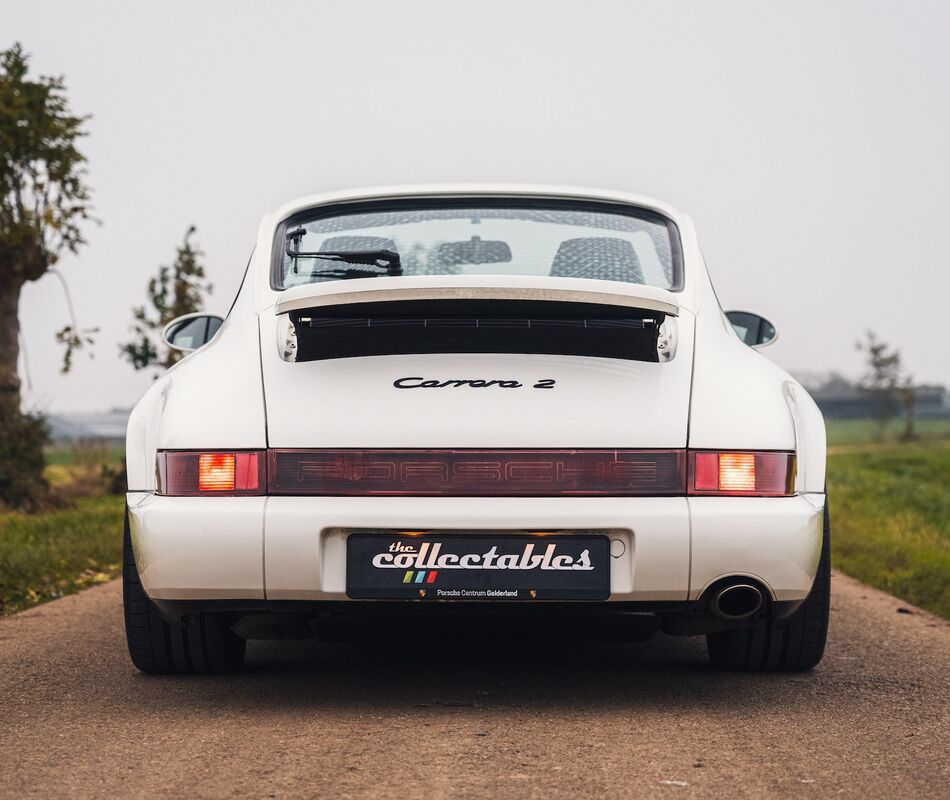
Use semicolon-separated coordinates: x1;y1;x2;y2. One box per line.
123;508;246;674
706;501;831;672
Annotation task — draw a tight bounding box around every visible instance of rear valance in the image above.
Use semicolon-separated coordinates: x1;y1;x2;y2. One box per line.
275;275;679;317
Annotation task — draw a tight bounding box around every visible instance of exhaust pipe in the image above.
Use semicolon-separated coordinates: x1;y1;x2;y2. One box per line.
712;583;763;620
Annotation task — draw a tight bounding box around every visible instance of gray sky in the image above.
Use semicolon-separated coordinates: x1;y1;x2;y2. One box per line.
7;0;950;412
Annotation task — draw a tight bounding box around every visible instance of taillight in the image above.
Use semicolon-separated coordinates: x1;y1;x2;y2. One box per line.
689;451;795;496
157;451;264;496
267;449;686;496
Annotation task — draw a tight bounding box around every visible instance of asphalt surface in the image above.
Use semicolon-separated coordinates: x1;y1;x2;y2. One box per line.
1;572;948;800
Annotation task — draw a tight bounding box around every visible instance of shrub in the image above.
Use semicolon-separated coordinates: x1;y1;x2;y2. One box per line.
0;410;52;511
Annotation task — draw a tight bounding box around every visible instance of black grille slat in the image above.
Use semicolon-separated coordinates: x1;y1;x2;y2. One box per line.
291;299;662;363
302;317;650;330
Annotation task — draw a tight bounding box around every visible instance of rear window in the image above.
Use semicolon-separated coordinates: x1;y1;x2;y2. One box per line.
273;198;681;291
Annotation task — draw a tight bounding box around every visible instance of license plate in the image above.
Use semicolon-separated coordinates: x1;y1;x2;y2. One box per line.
346;533;610;601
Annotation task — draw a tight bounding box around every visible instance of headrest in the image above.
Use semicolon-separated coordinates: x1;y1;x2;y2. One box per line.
319;235;397;253
550;237;644;284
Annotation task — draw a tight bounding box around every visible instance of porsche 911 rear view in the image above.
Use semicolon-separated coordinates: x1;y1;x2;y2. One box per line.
123;185;829;675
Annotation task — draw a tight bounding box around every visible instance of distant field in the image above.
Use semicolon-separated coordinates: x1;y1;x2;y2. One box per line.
825;417;950;447
44;445;124;467
42;445;125;498
827;442;949;618
0;495;125;616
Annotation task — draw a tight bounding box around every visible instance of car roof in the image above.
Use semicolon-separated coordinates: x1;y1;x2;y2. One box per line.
251;184;702;316
269;183;685;225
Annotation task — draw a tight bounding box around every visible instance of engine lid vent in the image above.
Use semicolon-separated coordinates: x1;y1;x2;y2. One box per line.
287;299;665;363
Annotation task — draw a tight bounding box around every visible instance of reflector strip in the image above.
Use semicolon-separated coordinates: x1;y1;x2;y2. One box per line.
267;449;687;496
692;452;719;491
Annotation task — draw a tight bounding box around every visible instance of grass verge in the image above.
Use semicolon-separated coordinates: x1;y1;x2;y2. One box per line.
0;495;125;616
827;442;950;618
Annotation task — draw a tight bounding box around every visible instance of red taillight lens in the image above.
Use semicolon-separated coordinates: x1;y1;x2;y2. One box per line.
157;451;264;496
267;449;687;496
689;451;795;496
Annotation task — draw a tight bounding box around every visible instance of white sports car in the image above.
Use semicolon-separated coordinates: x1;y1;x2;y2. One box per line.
124;185;829;674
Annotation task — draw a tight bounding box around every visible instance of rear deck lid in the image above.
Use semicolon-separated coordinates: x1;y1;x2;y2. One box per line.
259;309;694;449
263;197;690;447
274;274;679;317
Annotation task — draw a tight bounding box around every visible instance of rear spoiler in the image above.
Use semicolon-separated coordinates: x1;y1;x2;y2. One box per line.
274;275;679;317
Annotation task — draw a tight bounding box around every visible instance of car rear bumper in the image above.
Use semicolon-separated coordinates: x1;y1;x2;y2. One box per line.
127;492;825;604
128;493;825;602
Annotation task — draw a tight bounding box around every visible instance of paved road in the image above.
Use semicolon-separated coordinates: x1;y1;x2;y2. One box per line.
1;572;948;800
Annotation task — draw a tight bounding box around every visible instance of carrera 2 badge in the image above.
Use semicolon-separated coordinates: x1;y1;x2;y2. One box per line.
394;377;556;389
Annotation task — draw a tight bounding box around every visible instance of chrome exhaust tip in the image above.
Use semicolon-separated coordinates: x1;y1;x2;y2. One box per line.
712;583;763;620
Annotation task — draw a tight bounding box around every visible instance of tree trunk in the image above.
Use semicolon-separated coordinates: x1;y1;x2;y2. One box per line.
0;271;53;510
873;390;890;442
900;387;917;442
0;275;23;423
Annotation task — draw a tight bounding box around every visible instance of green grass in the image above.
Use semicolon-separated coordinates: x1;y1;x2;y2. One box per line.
0;495;125;616
827;442;950;618
826;417;950;447
44;446;125;467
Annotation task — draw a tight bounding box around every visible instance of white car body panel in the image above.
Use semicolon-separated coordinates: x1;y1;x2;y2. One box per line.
260;312;694;448
127;492;265;599
125;272;266;491
276;274;680;317
687;494;823;601
126;183;826;607
127;493;822;602
687;303;798;451
784;382;828;493
260;497;690;602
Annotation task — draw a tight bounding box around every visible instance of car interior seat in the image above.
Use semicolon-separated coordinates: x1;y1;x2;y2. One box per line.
549;237;644;284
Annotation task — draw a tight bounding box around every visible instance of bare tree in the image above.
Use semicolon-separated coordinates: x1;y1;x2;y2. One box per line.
855;331;904;442
898;380;917;442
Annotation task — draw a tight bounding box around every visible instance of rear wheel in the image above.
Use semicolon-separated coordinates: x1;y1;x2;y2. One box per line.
706;501;830;671
123;509;245;674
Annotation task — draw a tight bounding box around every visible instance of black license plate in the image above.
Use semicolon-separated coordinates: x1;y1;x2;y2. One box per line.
346;533;610;601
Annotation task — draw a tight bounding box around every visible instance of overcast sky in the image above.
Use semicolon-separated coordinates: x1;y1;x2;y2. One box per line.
6;0;949;412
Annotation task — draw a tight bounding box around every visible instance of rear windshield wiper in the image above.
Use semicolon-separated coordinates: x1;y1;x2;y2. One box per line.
286;228;402;276
305;264;401;280
288;249;403;278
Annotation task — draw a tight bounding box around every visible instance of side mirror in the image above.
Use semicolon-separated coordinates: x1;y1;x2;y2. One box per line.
161;313;224;353
725;310;778;348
